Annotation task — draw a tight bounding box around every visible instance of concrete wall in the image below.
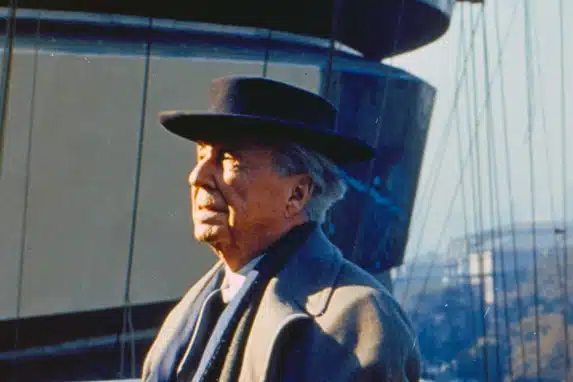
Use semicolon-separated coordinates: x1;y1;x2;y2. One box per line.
0;48;320;319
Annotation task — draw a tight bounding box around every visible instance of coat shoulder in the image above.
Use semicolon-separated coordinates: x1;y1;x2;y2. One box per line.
317;258;421;377
279;255;421;381
324;258;416;337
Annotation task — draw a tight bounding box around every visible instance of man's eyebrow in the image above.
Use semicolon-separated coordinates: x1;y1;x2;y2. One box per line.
220;141;254;153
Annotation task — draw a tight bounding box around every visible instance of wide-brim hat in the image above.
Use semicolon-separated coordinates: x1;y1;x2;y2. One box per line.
159;76;376;164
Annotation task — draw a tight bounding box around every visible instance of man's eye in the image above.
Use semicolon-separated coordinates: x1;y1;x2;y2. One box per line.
221;150;241;162
197;148;209;162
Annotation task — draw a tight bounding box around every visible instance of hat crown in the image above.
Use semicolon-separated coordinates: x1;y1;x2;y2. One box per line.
159;76;376;164
208;76;336;132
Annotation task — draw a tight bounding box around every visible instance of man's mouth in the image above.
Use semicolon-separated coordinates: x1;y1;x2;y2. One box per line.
196;205;227;213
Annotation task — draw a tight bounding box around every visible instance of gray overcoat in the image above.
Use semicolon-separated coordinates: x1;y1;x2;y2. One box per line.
142;227;421;381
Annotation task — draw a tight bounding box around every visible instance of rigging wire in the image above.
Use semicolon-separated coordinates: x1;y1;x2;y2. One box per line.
492;0;527;374
458;7;485;375
466;6;490;380
403;0;521;310
119;17;153;378
401;0;521;306
530;11;563;270
523;1;542;379
457;5;489;379
558;0;571;376
530;10;571;376
408;5;491;329
483;4;514;380
405;5;484;232
406;0;518;314
399;6;485;303
452;6;478;359
261;29;272;78
0;0;18;176
531;19;558;227
12;13;40;382
480;5;509;378
488;97;515;380
484;6;515;376
409;123;482;324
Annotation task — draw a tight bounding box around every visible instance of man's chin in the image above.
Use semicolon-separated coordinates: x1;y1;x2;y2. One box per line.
194;224;227;244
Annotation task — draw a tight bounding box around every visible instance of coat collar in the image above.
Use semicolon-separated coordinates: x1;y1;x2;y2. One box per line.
272;225;344;316
143;225;344;382
191;223;341;316
182;225;343;320
142;262;224;382
241;226;345;381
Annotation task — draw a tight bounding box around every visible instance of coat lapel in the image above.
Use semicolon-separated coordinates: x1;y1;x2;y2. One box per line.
142;261;224;382
241;228;345;381
143;227;344;382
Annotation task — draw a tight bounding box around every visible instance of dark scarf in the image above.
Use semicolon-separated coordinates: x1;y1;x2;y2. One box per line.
179;222;316;382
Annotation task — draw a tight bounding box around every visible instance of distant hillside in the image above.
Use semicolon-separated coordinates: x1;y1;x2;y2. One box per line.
406;248;573;381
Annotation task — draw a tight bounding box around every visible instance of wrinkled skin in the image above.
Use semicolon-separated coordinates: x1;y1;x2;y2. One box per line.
188;141;312;270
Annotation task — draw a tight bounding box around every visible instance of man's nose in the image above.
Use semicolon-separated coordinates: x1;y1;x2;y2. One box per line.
188;158;216;189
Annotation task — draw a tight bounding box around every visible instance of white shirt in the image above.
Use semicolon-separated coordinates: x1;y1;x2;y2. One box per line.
221;255;264;303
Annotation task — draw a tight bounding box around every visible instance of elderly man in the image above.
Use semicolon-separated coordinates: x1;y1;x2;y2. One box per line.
142;76;420;382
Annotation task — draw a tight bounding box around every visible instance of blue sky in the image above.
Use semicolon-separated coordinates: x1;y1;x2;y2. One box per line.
388;0;573;260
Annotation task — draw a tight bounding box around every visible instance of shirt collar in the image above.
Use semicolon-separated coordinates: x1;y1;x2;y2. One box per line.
219;222;317;303
221;254;264;303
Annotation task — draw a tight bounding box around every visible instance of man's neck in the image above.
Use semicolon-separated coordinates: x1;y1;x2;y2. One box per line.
215;218;308;272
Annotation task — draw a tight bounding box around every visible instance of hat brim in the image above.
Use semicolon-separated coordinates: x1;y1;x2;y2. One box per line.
159;111;394;165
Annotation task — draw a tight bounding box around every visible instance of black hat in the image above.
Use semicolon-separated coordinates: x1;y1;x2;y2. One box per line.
159;76;375;164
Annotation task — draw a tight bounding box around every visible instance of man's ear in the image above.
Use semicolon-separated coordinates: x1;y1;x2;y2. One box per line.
285;174;314;218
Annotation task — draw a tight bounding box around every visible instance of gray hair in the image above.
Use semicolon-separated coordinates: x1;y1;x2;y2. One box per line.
271;143;348;223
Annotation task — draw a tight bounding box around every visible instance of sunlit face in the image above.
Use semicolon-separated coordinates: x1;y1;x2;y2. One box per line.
188;141;302;252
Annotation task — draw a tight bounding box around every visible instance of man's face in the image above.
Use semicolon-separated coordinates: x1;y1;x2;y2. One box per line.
188;141;302;252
